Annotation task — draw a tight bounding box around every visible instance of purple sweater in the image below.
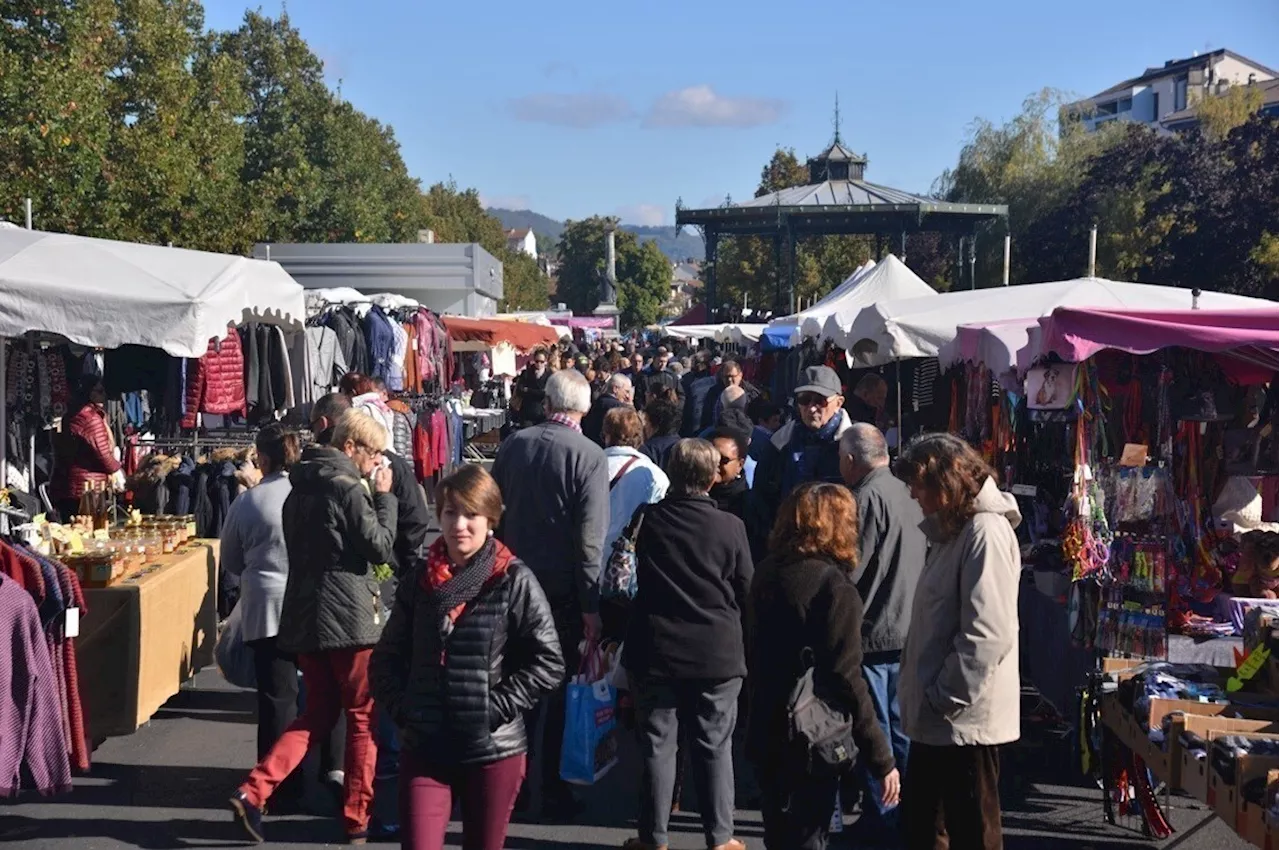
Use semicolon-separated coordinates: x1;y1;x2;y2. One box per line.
0;574;70;797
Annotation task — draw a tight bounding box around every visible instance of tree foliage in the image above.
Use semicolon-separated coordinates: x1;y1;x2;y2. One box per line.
927;89;1277;299
556;217;669;329
0;3;546;311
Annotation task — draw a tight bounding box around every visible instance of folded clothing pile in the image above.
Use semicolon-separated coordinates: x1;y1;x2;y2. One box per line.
1209;735;1280;785
1120;662;1227;727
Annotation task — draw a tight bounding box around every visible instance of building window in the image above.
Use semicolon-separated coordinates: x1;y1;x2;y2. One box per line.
1174;76;1188;111
1096;100;1118;116
1117;97;1132;113
1152;91;1160;120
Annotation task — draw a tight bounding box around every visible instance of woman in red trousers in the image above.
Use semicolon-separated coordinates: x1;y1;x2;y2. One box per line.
371;465;564;850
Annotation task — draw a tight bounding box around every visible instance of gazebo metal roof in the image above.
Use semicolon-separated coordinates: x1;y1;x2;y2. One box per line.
674;118;1008;314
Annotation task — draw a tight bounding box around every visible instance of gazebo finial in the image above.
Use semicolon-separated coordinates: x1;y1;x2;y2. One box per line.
833;92;842;144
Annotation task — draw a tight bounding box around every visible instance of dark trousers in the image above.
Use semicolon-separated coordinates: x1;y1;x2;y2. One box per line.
399;751;526;850
902;742;1002;850
857;653;909;841
633;676;741;848
523;597;582;801
759;768;840;850
248;637;299;762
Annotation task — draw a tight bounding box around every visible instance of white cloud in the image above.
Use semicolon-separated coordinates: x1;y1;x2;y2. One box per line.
617;203;667;227
479;193;532;211
541;60;578;79
506;92;632;129
644;85;787;129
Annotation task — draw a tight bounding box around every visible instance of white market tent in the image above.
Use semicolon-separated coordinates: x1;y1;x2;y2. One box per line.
843;276;1274;367
664;323;768;345
765;255;936;349
765;259;874;346
0;227;306;358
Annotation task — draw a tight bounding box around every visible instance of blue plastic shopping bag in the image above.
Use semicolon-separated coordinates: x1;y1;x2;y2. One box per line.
559;646;619;785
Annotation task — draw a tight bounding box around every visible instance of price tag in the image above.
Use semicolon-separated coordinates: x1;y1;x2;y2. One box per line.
68;532;85;554
65;607;80;638
1011;484;1037;497
92;528;110;541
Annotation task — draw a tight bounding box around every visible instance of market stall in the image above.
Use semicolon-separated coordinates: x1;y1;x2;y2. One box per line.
77;539;219;740
0;229;307;789
844;276;1271;367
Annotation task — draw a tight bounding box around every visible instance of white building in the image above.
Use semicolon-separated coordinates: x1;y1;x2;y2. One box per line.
505;227;537;259
1067;49;1277;133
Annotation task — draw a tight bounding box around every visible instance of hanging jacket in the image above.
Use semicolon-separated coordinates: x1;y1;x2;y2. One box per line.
364;306;396;383
351;392;397;453
181;329;247;427
55;404;120;501
387;321;409;392
307;326;348;400
168;455;197;516
0;573;71;798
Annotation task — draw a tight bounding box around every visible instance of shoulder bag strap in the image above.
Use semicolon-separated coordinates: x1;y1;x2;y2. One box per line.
609;456;641;490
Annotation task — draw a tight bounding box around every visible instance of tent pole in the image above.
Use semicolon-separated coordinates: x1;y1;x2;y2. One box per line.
24;198;32;230
895;359;903;455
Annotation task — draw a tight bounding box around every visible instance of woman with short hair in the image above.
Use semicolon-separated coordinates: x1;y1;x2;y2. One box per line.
221;425;303;781
895;432;1021;850
747;482;900;850
621;439;753;850
371;464;564;850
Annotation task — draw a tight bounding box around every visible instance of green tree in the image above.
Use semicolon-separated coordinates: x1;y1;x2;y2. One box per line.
556;217;668;328
0;0;121;232
1197;85;1267;142
107;0;251;252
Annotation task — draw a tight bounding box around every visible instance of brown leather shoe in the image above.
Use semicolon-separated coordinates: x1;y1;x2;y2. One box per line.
711;840;747;850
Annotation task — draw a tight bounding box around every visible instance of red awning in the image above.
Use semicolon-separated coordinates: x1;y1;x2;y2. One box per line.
441;316;561;353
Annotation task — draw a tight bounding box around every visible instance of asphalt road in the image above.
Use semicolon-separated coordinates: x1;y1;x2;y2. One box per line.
0;666;1250;850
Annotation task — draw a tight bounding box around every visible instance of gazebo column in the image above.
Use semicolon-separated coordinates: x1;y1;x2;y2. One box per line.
900;229;908;263
968;229;978;289
786;218;797;315
773;232;783;312
705;227;719;314
875;234;884;261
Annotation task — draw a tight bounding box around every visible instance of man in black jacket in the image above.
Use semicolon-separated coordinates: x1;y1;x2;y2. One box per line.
581;373;633;446
231;409;398;845
839;423;925;844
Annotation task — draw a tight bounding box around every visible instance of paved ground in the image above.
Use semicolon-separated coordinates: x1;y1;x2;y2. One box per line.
0;666;1250;850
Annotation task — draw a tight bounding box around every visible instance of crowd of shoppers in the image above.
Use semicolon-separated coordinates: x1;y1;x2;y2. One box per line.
219;339;1021;850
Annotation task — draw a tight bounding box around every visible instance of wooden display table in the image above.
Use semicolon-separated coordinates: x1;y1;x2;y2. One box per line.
77;541;219;740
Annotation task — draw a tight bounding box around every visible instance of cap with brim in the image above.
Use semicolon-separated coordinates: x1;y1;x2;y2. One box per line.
793;366;842;398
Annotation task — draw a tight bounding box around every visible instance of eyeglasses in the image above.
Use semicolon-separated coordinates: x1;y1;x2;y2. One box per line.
796;393;829;408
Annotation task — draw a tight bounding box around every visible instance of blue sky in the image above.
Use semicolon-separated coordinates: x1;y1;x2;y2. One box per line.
202;0;1278;227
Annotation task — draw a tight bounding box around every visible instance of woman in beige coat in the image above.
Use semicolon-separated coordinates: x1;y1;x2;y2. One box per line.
895;433;1021;850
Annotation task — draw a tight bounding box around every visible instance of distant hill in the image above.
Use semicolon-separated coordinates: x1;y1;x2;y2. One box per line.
488;208;705;262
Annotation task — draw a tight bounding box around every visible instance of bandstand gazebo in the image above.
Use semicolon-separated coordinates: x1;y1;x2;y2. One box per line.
675;127;1008;316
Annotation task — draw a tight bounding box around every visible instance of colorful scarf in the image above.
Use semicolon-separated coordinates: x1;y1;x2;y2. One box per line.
420;537;512;638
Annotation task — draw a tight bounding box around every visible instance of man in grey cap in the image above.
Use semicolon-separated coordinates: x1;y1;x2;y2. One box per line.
749;365;854;551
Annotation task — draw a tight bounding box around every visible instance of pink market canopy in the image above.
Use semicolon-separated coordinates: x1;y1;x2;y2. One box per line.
1037;306;1279;382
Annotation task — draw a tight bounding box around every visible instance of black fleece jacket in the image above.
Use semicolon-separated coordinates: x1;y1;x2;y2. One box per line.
746;554;895;779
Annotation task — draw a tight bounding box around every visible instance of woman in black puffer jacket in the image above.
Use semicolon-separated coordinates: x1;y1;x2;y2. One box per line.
371;465;563;850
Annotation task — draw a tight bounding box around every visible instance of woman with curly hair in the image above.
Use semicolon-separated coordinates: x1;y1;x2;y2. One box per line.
894;432;1021;850
746;482;899;850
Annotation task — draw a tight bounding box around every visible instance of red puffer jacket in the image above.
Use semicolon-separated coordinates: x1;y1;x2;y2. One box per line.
181;328;247;427
56;404;121;501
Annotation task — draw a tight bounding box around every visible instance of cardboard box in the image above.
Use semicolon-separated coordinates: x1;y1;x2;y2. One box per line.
1237;769;1277;849
1208;746;1278;829
1177;719;1279;800
1142;698;1277;788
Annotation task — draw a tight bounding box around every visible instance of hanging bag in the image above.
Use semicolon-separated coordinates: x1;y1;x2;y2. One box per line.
601;502;645;601
215;602;256;690
559;643;620;785
785;645;858;777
